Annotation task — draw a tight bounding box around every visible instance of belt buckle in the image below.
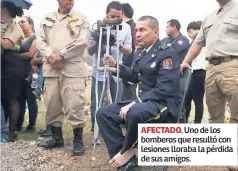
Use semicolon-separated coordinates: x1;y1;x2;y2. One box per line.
211;59;220;65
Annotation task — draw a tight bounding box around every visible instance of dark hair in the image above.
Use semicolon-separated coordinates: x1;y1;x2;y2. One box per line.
187;21;202;31
121;3;134;18
106;1;122;13
138;16;159;29
167;19;181;31
24;16;35;32
1;1;23;18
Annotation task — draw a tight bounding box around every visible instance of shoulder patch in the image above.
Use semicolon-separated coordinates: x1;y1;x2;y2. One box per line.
68;18;79;24
162;58;173;70
178;40;183;45
159;44;170;50
6;25;14;33
45;17;55;23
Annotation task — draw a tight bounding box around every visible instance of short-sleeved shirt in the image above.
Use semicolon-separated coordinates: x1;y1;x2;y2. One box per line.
88;22;132;81
195;0;238;59
2;19;23;51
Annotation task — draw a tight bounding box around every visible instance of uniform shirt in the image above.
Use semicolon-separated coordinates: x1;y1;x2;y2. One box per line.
114;39;181;119
161;34;190;63
2;19;23;50
195;0;238;59
191;48;208;71
36;10;89;77
89;22;132;81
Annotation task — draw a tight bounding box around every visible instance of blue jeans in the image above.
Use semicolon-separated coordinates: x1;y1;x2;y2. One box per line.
28;64;44;91
1;103;8;140
18;82;38;128
90;75;123;132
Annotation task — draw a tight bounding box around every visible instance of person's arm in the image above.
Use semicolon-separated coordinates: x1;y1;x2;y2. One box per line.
135;53;180;104
31;57;43;65
1;23;22;49
36;17;54;58
87;30;98;56
104;54;138;83
87;42;98;56
60;18;89;60
119;26;132;56
20;40;38;60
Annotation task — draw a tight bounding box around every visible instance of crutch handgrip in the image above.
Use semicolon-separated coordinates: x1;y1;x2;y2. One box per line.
103;18;122;25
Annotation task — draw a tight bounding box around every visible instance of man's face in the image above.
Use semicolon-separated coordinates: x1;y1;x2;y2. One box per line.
135;20;158;48
107;8;123;19
58;0;74;10
166;22;175;36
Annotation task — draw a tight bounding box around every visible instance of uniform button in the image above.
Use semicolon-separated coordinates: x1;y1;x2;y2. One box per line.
138;73;141;76
139;90;142;93
139;82;142;84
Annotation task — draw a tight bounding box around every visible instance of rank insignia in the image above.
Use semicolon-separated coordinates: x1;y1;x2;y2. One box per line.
163;58;173;70
46;17;55;23
151;62;156;68
68;18;79;24
178;40;183;45
6;25;13;33
167;43;172;47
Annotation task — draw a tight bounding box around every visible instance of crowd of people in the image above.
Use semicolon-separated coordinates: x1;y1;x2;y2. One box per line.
1;0;237;170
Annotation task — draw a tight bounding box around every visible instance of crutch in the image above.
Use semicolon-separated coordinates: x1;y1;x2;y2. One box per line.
92;18;122;160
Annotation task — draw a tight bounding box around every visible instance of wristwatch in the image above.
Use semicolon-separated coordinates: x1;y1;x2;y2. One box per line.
59;53;65;60
119;43;123;49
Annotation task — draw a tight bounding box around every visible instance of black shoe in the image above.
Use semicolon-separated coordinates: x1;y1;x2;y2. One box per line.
23;125;36;133
117;155;139;171
8;132;18;142
32;89;41;100
73;128;85;156
38;126;64;149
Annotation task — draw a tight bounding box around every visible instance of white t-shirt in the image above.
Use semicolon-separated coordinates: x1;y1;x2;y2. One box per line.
191;48;208;71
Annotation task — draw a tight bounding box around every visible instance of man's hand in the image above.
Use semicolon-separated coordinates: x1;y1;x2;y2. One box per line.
103;54;116;67
52;62;64;69
180;62;192;73
119;101;136;119
47;53;62;64
30;58;38;66
32;65;39;73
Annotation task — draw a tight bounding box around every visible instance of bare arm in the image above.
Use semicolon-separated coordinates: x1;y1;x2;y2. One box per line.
20;40;38;60
87;42;98;56
120;45;131;56
183;42;203;64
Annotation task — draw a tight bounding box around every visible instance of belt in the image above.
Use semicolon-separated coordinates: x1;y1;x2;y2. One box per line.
208;56;238;65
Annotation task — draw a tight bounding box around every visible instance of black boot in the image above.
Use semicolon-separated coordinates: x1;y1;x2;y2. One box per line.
73;128;85;156
38;126;64;149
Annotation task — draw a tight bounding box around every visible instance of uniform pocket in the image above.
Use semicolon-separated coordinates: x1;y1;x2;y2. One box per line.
70;81;86;111
203;23;213;38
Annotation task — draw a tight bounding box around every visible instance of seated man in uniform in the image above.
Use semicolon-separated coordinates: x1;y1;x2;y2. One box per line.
96;16;181;171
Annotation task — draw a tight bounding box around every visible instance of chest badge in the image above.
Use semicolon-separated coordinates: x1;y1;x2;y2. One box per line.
151;62;156;68
178;40;184;45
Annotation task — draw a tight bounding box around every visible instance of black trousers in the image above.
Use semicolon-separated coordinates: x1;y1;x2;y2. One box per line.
185;69;206;123
96;101;168;158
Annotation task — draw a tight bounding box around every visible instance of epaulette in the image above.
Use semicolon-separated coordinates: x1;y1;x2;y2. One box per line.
158;44;170;50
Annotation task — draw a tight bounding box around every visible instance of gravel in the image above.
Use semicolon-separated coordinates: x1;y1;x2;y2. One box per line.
1;139;236;171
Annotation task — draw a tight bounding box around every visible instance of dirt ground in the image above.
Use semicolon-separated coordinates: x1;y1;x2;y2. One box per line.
1;81;236;171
